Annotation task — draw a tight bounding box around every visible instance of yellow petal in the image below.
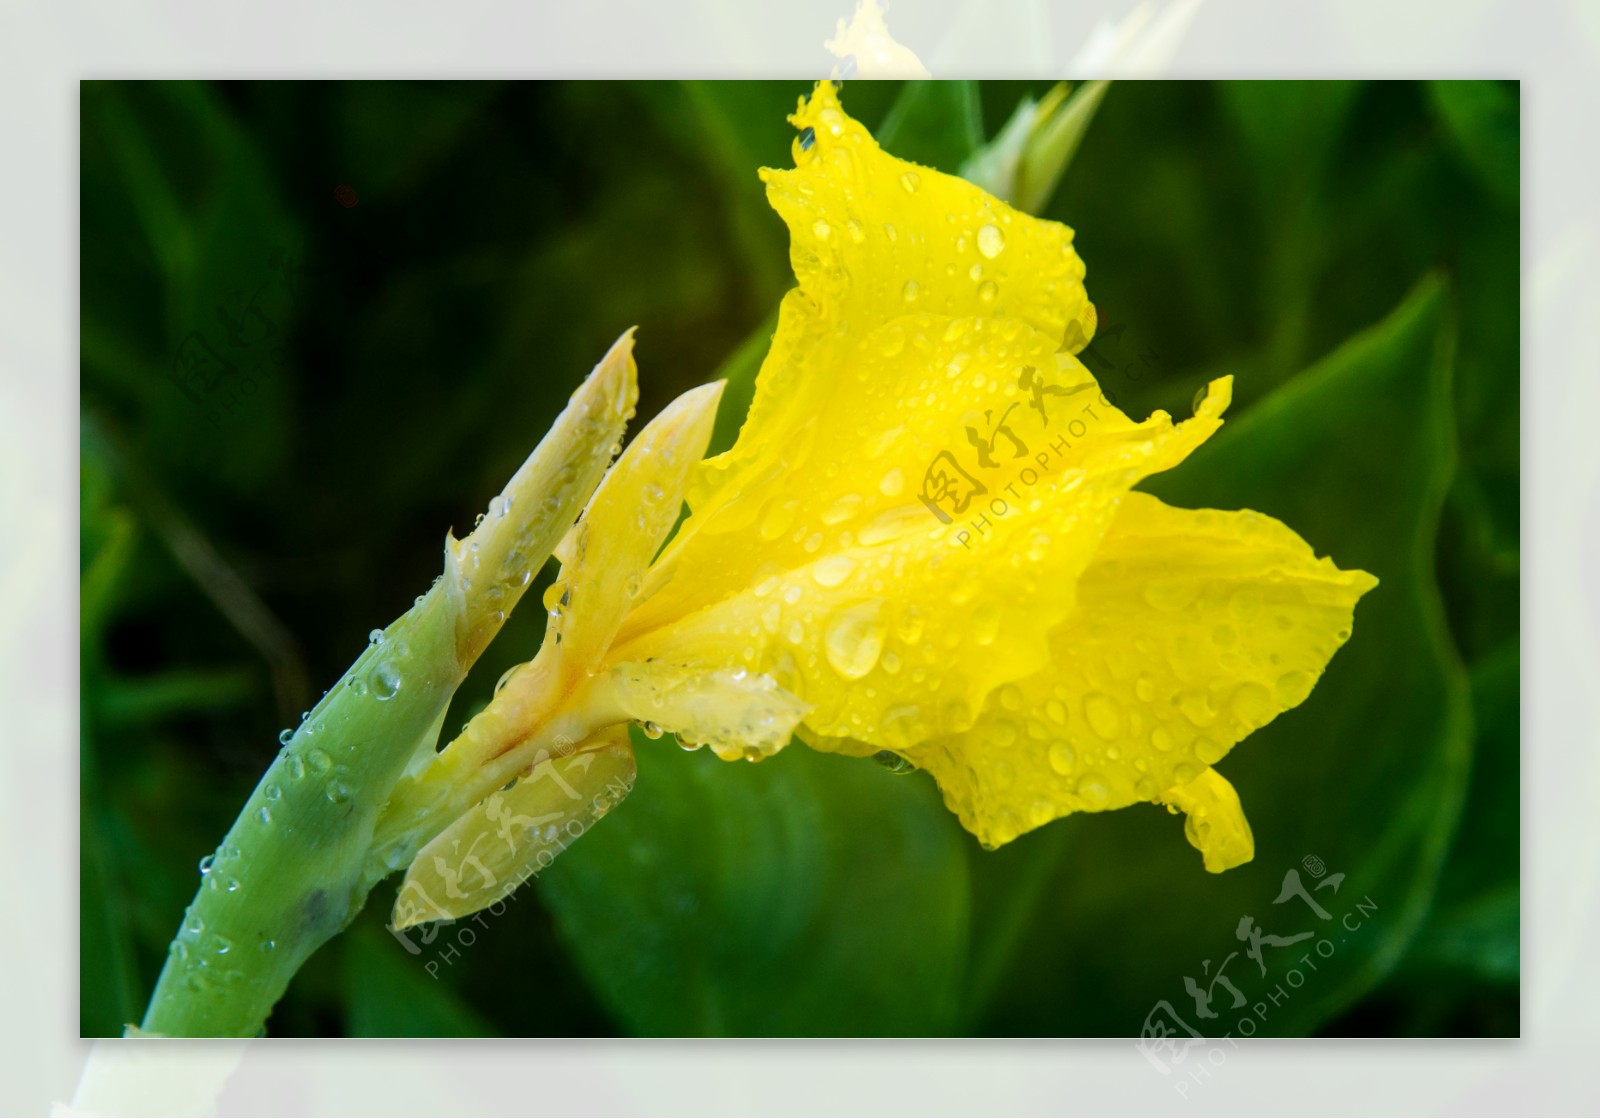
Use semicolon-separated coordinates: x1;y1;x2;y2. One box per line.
546;381;723;679
612;381;1232;754
604;660;809;760
683;81;1095;530
447;328;638;664
1158;767;1255;873
905;492;1377;852
392;726;635;928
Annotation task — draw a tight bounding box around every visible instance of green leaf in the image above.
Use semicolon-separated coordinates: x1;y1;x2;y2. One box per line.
876;80;984;175
539;728;970;1035
1427;81;1518;207
1400;639;1519;982
344;925;498;1037
975;276;1473;1036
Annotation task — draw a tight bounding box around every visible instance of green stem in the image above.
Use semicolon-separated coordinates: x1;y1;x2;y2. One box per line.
140;583;466;1037
138;336;637;1036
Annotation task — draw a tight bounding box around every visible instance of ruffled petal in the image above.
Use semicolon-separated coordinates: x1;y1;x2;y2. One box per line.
904;492;1377;851
1158;767;1255;873
612;384;1232;753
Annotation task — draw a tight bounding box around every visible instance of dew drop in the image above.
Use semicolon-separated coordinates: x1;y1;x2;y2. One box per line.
369;663;401;701
1152;726;1175;752
878;467;904;496
278;728;293;746
306;748;332;774
797;125;815;151
900;170;920;192
1231;681;1276;729
977;280;998;303
263;783;281;802
824;602;886;680
1135;674;1156;702
812;219;832;240
812;555;857;588
1228;585;1263;621
1195;736;1227;764
902;279;920;303
326;781;352;805
872;750;917;775
1084;692;1124;739
821;493;862;524
783;584;803;605
198;854;215;875
368;629;385;645
1075;773;1111;808
641;721;664;740
976;223;1005;258
1274;670;1314;707
759;499;799;541
255;805;272;825
1048;741;1077;775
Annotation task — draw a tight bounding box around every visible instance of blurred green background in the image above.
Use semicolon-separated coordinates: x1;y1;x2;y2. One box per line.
80;80;1519;1038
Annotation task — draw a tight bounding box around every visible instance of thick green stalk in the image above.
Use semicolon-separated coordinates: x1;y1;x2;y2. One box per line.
139;335;638;1036
139;584;465;1036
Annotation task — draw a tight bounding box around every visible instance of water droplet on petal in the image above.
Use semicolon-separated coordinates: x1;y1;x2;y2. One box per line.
198;854;215;875
1274;670;1314;706
278;728;293;745
902;279;920;303
977;223;1005;258
900;171;920;192
1048;741;1077;775
812;555;857;588
1075;773;1110;808
978;280;998;303
878;467;904;496
1231;681;1276;729
824;602;885;680
1084;693;1124;739
872;750;917;775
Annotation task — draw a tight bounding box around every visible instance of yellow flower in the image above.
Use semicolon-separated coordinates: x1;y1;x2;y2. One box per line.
388;82;1376;924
